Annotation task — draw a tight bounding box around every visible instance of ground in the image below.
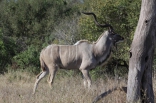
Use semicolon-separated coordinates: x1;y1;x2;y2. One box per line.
0;70;156;103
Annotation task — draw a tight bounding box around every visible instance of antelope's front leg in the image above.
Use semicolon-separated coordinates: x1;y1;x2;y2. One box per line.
80;69;91;88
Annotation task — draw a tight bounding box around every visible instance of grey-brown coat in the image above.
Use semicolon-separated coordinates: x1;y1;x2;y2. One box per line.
33;12;124;94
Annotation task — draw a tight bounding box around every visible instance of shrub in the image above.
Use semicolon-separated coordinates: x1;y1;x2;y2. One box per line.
13;45;40;74
0;30;17;73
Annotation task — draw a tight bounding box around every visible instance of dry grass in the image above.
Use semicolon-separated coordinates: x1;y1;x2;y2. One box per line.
0;71;155;103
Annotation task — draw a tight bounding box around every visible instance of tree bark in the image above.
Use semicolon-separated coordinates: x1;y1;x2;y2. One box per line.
127;0;156;103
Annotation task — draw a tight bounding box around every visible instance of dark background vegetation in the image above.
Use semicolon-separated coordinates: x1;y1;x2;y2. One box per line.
0;0;146;77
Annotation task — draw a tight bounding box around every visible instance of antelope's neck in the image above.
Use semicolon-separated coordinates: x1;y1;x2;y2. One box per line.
93;36;112;64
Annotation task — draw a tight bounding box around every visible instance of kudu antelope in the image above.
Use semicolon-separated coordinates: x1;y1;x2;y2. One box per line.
33;12;124;94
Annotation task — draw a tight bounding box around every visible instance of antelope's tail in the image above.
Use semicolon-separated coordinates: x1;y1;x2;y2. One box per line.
36;53;47;79
40;55;46;71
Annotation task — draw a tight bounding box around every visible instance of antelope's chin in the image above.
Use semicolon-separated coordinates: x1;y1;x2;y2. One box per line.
113;40;123;46
116;39;124;44
113;40;124;50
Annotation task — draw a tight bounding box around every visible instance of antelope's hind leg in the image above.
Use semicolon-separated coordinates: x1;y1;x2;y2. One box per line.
47;65;57;89
33;70;48;94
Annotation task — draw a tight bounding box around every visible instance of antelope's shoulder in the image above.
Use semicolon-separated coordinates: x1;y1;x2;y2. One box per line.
74;40;90;45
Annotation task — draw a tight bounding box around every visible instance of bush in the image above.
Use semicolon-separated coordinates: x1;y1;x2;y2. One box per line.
0;0;80;73
0;30;17;73
13;45;40;74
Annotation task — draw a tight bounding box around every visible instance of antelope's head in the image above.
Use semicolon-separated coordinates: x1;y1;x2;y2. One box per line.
82;12;124;48
107;30;124;47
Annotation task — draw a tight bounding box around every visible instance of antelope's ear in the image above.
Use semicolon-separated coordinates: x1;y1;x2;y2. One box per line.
108;27;115;35
108;27;114;34
108;27;112;32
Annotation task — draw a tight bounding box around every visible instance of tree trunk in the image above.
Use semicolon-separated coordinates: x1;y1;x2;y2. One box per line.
127;0;156;103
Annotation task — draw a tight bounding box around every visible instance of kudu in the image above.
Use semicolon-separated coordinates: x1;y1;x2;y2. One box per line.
33;12;124;94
